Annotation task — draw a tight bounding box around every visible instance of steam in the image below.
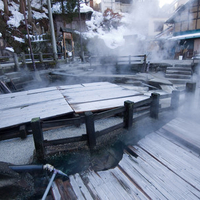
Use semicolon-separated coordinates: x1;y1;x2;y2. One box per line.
83;0;173;60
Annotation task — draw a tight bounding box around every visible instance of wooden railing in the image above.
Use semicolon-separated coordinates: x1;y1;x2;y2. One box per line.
116;54;147;72
0;81;196;161
0;52;55;71
31;84;195;161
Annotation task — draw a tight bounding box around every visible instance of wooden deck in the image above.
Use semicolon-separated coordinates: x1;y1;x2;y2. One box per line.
0;82;148;129
52;117;200;199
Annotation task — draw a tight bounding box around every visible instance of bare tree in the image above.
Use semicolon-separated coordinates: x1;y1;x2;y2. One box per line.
27;0;32;23
3;0;9;15
19;0;26;14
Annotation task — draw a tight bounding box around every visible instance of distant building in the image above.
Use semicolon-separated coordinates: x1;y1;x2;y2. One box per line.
92;0;133;13
52;3;93;38
166;0;200;58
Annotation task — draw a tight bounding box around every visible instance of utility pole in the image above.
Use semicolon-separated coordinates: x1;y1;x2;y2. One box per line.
78;0;85;62
47;0;57;61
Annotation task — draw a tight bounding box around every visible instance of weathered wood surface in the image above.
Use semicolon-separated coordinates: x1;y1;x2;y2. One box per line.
54;117;200;199
0;87;73;129
0;82;146;129
61;82;141;104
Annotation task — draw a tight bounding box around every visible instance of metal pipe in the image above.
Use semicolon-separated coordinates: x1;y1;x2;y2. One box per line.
9;165;43;173
47;0;57;61
42;170;57;200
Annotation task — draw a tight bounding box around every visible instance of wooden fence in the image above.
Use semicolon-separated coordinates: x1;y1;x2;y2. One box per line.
0;52;55;72
30;84;194;161
116;55;147;72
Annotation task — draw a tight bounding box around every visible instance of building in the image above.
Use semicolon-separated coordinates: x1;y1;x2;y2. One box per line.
166;0;200;58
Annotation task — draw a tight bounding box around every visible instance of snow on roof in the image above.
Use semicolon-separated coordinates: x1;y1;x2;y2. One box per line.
80;3;93;13
52;2;93;14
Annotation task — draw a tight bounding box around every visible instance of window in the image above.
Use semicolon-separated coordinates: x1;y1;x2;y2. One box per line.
154;21;163;32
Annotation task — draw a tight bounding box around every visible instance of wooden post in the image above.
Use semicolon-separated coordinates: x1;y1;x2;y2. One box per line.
171;90;180;110
150;93;160;119
186;82;196;93
142;54;147;72
21;52;26;65
39;52;44;63
124;100;134;130
31;117;45;161
13;53;20;71
85;111;96;149
19;125;27;139
129;55;131;65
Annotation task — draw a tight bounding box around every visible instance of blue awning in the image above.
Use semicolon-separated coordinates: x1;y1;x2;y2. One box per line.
169;32;200;40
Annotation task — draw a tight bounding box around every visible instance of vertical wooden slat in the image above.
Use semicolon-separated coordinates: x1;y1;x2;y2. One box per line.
85;111;96;149
19;125;27;139
31;117;45;161
171;90;180;110
150;93;160;119
124;100;134;130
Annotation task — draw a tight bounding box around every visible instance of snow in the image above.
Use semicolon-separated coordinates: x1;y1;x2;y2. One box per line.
52;2;93;14
13;36;25;43
80;3;93;13
5;47;14;52
6;0;48;28
32;10;48;19
7;2;24;28
0;1;3;10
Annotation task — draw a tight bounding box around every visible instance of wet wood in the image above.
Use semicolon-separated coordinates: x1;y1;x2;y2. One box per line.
0;82;147;130
52;117;200;199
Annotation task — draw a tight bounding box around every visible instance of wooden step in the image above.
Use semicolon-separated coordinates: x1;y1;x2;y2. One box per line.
167;67;192;71
167;78;191;84
165;70;192;75
165;74;191;79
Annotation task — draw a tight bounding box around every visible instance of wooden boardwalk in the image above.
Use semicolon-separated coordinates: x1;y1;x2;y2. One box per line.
52;117;200;199
0;82;148;129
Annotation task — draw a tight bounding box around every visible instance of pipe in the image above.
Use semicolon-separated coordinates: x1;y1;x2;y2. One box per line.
9;165;43;173
42;169;57;200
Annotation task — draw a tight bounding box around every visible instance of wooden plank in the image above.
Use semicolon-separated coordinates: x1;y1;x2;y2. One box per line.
128;145;200;199
0;98;73;129
69;173;93;200
60;83;120;94
162;118;200;148
81;170;109;200
118;154;167;199
137;133;200;190
111;167;148;199
62;87;141;104
97;167;147;200
88;170;124;200
70;95;149;113
0;90;63;110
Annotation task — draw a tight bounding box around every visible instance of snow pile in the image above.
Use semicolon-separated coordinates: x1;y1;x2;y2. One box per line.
52;1;93;14
7;2;24;28
1;0;48;28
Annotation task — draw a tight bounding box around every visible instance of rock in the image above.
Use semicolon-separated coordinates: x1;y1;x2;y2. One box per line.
0;162;35;200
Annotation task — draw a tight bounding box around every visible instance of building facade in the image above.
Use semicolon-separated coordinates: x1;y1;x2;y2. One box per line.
166;0;200;58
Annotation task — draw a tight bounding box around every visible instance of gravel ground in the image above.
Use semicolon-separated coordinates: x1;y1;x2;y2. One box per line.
0;117;123;165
